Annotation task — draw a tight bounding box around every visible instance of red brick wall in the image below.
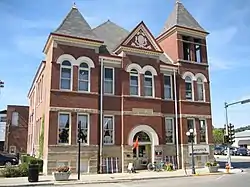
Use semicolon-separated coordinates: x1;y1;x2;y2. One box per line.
5;105;29;153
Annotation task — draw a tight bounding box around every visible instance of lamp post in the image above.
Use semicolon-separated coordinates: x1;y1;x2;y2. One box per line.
224;98;250;168
186;129;196;174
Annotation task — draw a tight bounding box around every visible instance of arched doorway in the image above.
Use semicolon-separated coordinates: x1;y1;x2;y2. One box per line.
132;131;152;170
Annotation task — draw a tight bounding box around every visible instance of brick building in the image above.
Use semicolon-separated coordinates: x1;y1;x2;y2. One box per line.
5;105;29;154
27;2;213;174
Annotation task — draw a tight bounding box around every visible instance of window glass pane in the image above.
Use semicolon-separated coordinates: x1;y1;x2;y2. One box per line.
104;81;113;94
199;120;206;143
61;68;71;78
12;112;18;126
58;114;70;144
144;77;152;87
187;119;194;143
197;84;204;101
195;45;201;63
164;75;172;99
79;69;89;80
62;61;71;66
103;116;114;144
78;114;88;144
130;86;138;95
104;68;113;80
80;62;88;68
164;87;171;99
185;82;192;99
144;87;152;96
61;79;71;89
145;71;152;76
79;81;88;91
130;76;138;86
165;119;173;143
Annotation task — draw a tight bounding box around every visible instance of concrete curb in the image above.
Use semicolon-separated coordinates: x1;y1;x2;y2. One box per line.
0;182;54;187
0;172;233;187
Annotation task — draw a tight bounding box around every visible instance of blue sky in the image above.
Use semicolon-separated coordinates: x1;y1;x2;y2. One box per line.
0;0;249;128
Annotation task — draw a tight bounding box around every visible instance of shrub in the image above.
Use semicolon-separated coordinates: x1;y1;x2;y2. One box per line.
205;161;218;167
1;164;28;178
55;166;70;173
21;155;43;172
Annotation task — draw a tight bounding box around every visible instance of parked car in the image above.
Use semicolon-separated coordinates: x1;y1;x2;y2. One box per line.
214;147;223;155
0;152;19;166
236;148;248;156
247;149;250;156
223;147;237;155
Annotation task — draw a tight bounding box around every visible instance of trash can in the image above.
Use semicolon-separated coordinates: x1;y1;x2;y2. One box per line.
28;164;39;182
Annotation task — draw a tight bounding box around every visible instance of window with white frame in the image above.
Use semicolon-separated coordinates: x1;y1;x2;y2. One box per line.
58;113;70;144
103;116;114;145
164;75;172;99
197;78;204;101
199;119;207;143
144;71;153;97
187;118;195;143
165;118;174;143
130;69;139;96
79;62;90;91
77;114;89;144
104;67;114;94
11;112;19;126
60;61;72;90
185;76;193;100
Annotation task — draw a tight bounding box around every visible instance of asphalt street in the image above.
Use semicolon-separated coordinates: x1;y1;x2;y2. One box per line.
44;170;250;187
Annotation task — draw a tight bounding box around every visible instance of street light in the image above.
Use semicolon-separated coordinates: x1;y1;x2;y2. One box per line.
224;98;250;168
186;128;196;174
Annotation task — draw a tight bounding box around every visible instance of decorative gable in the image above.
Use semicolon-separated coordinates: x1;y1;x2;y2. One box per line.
114;21;163;54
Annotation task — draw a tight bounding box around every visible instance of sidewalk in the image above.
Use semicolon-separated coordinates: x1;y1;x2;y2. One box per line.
0;168;240;187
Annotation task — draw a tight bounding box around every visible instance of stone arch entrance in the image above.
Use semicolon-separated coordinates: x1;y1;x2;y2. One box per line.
128;125;159;169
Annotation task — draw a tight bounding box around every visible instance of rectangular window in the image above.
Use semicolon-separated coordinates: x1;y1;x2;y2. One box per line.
165;118;174;143
187;118;195;143
104;67;114;94
195;44;202;63
103;116;114;145
185;82;193;100
183;42;191;61
11;112;19;126
79;68;89;91
77;114;89;144
197;83;204;101
61;68;71;90
144;76;153;97
164;75;172;99
199;119;207;143
58;113;70;144
130;71;139;96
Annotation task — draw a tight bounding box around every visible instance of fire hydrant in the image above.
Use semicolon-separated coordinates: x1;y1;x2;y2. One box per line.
225;163;230;173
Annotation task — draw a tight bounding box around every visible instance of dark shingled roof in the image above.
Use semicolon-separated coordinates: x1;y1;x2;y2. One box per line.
53;7;101;41
93;20;129;52
161;1;207;34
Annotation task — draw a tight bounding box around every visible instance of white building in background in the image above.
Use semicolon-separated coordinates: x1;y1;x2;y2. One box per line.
0;110;7;151
232;130;250;148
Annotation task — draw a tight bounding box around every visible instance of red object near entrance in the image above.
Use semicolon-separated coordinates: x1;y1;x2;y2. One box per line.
132;136;139;150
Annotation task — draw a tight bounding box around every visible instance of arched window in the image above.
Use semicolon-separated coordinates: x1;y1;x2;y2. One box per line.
197;77;205;101
144;71;153;97
60;60;72;90
185;76;193;100
78;62;90;91
130;69;139;96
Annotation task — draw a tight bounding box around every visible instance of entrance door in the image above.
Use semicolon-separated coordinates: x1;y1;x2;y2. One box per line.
133;131;151;170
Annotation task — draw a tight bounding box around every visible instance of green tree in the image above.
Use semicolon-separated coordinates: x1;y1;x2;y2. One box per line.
213;128;224;145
